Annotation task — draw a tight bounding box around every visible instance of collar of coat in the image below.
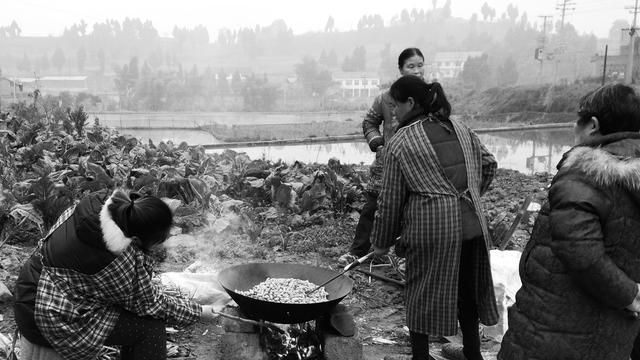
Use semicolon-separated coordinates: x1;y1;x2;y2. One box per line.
396;111;450;132
99;191;132;255
559;132;640;191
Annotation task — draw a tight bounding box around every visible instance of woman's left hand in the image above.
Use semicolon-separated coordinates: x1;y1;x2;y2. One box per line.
372;245;390;256
200;305;219;322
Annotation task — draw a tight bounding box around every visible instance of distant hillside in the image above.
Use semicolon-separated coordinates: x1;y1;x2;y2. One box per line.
448;82;613;125
0;5;600;88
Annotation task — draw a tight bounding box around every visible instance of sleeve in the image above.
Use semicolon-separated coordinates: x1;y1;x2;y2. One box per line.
371;147;409;249
470;129;497;195
363;94;386;152
117;253;202;326
548;177;637;309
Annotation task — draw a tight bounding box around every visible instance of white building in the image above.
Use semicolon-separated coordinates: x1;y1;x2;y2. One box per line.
432;52;483;79
332;72;381;97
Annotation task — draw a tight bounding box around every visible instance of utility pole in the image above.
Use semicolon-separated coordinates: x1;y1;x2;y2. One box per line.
537;15;553;83
602;45;609;85
556;0;576;32
625;0;640;84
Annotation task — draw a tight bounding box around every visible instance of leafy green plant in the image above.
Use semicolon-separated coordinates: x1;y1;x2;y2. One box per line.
68;105;88;138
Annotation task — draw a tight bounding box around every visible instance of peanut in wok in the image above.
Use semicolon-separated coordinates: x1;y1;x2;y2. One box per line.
237;277;329;303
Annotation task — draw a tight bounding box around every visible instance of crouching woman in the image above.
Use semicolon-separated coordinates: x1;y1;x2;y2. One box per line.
14;189;217;360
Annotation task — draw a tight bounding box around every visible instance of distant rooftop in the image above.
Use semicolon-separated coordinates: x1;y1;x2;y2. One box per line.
13;75;88;83
332;71;379;79
434;51;483;62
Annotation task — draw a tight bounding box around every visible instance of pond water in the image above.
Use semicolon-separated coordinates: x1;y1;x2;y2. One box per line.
203;130;574;175
118;127;574;175
123;128;222;145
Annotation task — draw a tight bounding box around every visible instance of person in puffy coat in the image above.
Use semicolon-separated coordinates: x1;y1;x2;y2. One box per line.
339;47;426;264
498;83;640;360
14;189;218;360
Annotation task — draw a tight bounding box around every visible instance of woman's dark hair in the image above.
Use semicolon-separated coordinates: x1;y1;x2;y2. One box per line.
577;83;640;135
108;190;173;251
389;75;451;118
398;48;424;70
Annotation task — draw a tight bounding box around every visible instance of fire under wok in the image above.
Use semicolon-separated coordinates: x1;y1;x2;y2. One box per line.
218;262;354;324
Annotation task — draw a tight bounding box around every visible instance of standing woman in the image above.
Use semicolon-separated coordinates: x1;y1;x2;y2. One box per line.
371;75;498;360
498;84;640;360
14;189;218;360
339;47;426;264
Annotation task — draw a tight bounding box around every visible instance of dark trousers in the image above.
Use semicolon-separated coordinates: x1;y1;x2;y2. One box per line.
632;333;640;360
409;239;483;360
458;239;483;360
349;191;378;257
104;309;167;360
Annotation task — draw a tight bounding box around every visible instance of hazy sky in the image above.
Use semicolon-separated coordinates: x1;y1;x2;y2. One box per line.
1;0;628;39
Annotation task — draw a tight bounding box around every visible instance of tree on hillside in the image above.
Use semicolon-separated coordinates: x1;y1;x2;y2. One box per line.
379;43;397;81
443;0;452;18
216;69;230;96
481;3;491;21
9;20;21;37
77;46;87;72
461;54;491;89
401;9;411;24
16;53;31;73
295;57;333;96
325;16;335;32
36;54;50;72
496;56;519;86
114;57;140;109
519;12;530;28
52;48;66;72
231;71;243;94
147;48;163;69
97;49;106;74
507;4;519;23
341;46;366;72
78;20;87;36
241;73;278;111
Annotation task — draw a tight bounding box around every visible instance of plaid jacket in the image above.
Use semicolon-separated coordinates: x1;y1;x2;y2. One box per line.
31;195;201;360
371;115;499;335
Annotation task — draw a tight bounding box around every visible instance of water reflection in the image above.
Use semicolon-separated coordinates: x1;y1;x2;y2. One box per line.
478;130;573;174
206;129;574;175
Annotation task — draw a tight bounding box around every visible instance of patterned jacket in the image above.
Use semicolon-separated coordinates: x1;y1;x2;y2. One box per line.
499;133;640;360
363;91;398;193
371;114;498;335
14;191;201;360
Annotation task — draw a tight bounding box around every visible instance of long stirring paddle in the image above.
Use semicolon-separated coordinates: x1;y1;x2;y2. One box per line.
306;252;375;295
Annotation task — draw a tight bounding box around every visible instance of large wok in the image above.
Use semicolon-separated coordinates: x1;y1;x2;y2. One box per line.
218;262;354;324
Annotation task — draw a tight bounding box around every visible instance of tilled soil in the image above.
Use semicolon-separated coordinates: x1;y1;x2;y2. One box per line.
0;168;551;359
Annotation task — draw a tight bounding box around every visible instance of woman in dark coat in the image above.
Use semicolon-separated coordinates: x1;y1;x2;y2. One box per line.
498;83;640;360
371;75;498;360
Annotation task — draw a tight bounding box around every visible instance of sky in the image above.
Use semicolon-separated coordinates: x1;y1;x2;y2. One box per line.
1;0;629;39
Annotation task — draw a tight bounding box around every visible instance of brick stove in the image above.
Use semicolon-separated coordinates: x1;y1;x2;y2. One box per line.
219;307;363;360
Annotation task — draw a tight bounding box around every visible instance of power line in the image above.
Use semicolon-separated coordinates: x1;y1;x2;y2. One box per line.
557;0;576;30
624;0;640;83
537;15;553;84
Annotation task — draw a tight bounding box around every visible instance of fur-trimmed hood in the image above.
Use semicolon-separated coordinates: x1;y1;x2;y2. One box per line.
98;193;132;254
73;190;131;255
559;132;640;194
